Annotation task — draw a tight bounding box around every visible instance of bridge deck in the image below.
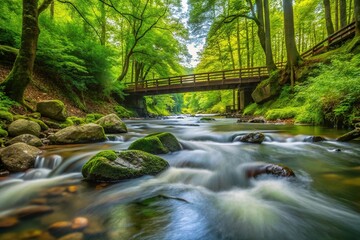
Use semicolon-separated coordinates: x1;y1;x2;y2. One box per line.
125;22;355;95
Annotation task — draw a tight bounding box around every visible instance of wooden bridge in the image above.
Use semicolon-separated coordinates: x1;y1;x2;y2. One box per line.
124;22;356;97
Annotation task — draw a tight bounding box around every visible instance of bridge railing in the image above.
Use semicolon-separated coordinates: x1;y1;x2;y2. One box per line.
125;66;269;92
302;21;355;58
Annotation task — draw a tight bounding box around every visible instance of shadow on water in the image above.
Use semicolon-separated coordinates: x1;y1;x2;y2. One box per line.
0;117;359;239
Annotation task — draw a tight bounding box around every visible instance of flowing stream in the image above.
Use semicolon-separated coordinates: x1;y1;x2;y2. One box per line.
0;116;359;240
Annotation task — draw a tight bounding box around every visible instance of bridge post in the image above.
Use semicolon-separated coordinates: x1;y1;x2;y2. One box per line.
238;87;253;111
122;94;148;117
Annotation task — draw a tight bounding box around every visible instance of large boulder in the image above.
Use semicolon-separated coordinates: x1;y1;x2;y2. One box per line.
128;132;182;154
8;119;41;137
235;132;265;144
5;134;43;147
36;100;67;121
82;150;169;182
49;123;106;144
95;114;127;133
0;142;41;172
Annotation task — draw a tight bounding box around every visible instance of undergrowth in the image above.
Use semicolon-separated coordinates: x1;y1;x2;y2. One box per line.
244;52;360;128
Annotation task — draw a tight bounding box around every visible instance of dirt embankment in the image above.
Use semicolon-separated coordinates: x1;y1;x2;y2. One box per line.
0;63;118;117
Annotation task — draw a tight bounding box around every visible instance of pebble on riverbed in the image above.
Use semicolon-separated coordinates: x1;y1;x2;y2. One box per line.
0;216;19;229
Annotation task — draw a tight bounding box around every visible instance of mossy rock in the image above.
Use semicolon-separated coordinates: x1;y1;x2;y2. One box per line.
36;100;67;121
12;115;48;131
6;134;43;147
128;132;182;154
0;111;13;123
95;114;127;134
200;117;216;121
251;71;281;103
8;119;41;137
82;150;169;182
85;113;104;123
49;123;106;144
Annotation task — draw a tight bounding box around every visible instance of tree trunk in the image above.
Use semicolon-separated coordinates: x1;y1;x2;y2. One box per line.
50;1;54;20
255;0;266;52
100;0;106;46
283;0;301;84
263;0;277;72
335;0;339;31
227;33;236;69
323;0;335;35
340;0;347;28
245;19;250;68
236;18;242;68
1;0;40;103
355;0;360;36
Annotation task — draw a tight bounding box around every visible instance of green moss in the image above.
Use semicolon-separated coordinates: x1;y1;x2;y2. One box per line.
129;136;169;154
85;113;104;123
129;132;181;154
27;112;41;119
265;107;300;120
0;111;13;123
30;118;48;131
0;128;8;137
114;105;135;118
59;118;74;128
82;150;169;182
67;116;85;125
93;150;118;161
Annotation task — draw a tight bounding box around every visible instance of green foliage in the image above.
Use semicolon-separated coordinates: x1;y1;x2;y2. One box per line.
182;90;233;114
36;18;115;101
114;105;135;118
265;107;300;120
145;95;176;116
67;116;85;125
0;88;17;111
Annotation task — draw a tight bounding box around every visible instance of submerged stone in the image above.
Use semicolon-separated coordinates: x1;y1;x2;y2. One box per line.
245;164;295;178
128;132;182;154
303;136;326;142
82;150;169;182
336;128;360;142
236;132;265;144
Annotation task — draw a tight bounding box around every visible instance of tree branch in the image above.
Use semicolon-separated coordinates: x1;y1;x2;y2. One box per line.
57;0;102;43
38;0;53;14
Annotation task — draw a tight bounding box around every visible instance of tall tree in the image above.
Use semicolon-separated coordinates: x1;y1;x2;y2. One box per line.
1;0;53;104
263;0;276;72
323;0;334;35
340;0;347;28
355;0;360;36
283;0;301;85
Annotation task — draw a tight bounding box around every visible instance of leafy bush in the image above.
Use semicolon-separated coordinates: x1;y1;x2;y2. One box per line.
265;107;300;120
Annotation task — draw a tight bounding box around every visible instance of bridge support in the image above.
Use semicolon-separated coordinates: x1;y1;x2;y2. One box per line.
122;95;148;117
237;87;253;111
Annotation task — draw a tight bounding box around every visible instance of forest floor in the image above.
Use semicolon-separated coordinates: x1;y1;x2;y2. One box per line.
0;63;118;117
